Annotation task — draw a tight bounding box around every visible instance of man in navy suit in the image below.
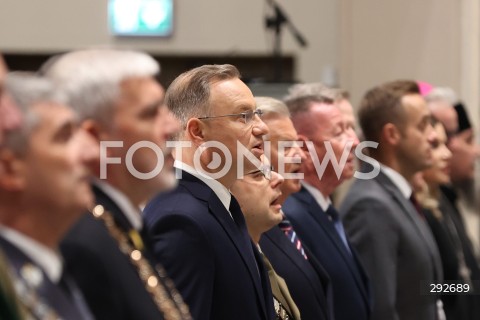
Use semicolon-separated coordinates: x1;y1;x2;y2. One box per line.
231;155;302;319
281;92;371;320
43;49;191;320
0;73;96;319
143;64;274;320
340;80;443;320
255;96;334;320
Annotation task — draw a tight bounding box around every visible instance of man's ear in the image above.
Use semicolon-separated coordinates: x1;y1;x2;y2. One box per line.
0;148;26;191
186;118;206;146
81;119;103;142
382;123;401;146
297;134;310;153
297;134;314;170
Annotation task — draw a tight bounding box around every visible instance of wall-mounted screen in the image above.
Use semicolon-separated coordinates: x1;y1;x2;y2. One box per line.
109;0;173;37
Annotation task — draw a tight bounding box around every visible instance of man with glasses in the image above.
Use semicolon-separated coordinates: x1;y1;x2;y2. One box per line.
143;64;273;320
231;155;302;320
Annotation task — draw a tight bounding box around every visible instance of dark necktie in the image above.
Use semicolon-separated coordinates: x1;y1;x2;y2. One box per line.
409;193;425;219
278;216;308;260
325;205;352;255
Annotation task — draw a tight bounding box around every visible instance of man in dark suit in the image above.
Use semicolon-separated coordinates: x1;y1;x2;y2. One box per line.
340;80;443;320
0;73;96;319
43;49;191;320
255;96;334;320
281;93;371;320
231;155;301;319
144;64;274;320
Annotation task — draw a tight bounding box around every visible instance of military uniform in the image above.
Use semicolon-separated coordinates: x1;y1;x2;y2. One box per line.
0;250;24;320
61;182;191;320
0;227;92;320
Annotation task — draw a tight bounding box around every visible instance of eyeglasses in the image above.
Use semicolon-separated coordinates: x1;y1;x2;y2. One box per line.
248;164;273;181
198;109;263;125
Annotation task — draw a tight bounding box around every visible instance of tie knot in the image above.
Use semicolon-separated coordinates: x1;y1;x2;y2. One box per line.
278;216;293;231
326;205;339;222
229;196;247;227
409;193;424;217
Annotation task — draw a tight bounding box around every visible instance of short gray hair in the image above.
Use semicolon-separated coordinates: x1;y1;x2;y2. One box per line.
284;82;338;102
255;96;290;118
41;49;160;124
425;87;458;107
165;64;240;131
283;82;335;117
3;72;66;154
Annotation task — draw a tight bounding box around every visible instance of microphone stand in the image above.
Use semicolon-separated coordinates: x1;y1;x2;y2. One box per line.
265;0;308;82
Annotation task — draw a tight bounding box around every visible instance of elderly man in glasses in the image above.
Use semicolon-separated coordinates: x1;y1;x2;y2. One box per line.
143;64;274;320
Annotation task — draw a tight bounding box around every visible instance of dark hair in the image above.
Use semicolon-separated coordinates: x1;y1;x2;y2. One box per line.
359;80;420;142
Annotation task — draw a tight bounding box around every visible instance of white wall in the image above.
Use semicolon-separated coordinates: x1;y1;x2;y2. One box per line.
340;0;460;102
339;0;479;131
0;0;338;84
1;0;476;124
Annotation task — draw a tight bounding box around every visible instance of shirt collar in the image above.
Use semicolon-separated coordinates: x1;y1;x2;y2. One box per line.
380;164;412;199
175;160;232;212
0;226;63;283
301;181;332;212
93;179;143;231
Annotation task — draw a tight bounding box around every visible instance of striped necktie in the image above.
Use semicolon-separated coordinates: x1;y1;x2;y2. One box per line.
278;216;308;260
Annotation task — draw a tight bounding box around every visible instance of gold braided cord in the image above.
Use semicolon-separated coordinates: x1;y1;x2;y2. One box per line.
91;205;192;320
10;267;60;320
273;297;292;320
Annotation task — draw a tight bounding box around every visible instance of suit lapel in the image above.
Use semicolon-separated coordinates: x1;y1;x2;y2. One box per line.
264;227;312;284
295;187;371;303
297;188;353;262
92;184;160;268
92;184;132;231
375;172;443;282
264;227;329;317
179;171;270;319
0;237;86;320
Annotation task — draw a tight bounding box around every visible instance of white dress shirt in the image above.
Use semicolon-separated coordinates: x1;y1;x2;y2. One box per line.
380;164;412;199
93;178;143;231
301;181;331;211
174;160;233;219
